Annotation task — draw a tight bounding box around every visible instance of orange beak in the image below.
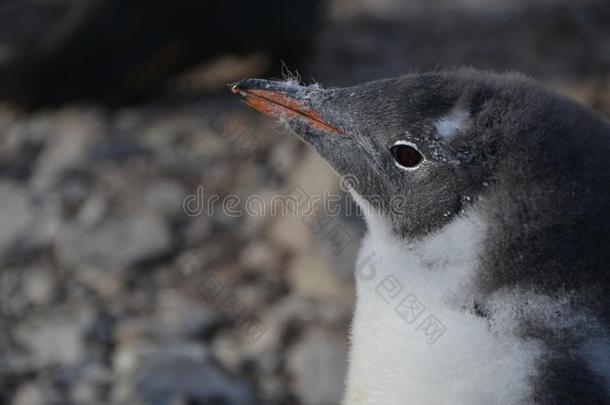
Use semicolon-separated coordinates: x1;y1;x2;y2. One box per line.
231;79;344;135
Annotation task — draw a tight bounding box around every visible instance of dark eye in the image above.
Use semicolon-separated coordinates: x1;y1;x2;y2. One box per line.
390;143;424;169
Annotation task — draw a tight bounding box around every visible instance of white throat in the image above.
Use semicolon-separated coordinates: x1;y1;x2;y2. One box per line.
343;191;544;405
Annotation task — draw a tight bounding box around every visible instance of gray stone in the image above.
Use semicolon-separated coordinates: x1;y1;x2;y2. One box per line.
0;181;34;251
287;328;347;405
15;314;90;368
113;341;254;405
181;215;212;247
11;382;44;405
21;267;55;307
154;289;213;339
238;241;283;273
0;268;25;316
30;110;102;192
55;212;173;271
288;250;354;305
211;331;243;372
76;194;108;227
143;180;186;219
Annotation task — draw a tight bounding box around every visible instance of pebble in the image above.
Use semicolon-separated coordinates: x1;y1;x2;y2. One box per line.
15;315;89;367
113;341;254;405
142;180;187;219
0;181;34;253
286;328;347;405
11;383;45;405
55;212;173;271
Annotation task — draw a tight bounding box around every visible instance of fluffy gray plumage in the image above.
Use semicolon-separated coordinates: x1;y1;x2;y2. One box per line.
233;69;610;404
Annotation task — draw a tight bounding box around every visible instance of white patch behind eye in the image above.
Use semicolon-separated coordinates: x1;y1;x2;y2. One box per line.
435;109;469;139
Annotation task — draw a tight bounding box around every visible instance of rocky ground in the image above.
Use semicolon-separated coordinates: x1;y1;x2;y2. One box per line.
0;96;360;404
1;0;609;404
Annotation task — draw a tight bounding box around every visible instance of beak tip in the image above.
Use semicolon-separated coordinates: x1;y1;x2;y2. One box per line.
229;82;240;94
229;81;250;99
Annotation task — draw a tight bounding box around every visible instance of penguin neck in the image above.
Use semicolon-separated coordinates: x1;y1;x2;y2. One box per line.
355;203;487;305
348;189;487;302
343;193;543;404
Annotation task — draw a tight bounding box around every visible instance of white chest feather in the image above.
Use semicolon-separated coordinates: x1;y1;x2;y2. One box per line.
343;200;544;405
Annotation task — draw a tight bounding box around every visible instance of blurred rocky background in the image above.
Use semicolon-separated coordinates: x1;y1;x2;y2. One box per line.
0;0;609;404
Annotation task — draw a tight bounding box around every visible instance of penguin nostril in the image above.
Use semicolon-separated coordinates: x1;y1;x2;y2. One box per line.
391;143;424;169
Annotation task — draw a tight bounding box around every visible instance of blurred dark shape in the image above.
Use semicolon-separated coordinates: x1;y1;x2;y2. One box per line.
314;0;610;87
0;0;323;106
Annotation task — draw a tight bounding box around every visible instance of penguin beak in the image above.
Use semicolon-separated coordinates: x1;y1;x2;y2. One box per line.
230;79;344;135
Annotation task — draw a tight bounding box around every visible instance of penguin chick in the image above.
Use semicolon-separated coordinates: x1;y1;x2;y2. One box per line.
231;69;610;405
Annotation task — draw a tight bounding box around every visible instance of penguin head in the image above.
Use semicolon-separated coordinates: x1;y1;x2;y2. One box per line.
231;70;546;238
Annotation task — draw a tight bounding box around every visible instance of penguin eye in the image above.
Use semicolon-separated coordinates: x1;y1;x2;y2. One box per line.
390;143;424;169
